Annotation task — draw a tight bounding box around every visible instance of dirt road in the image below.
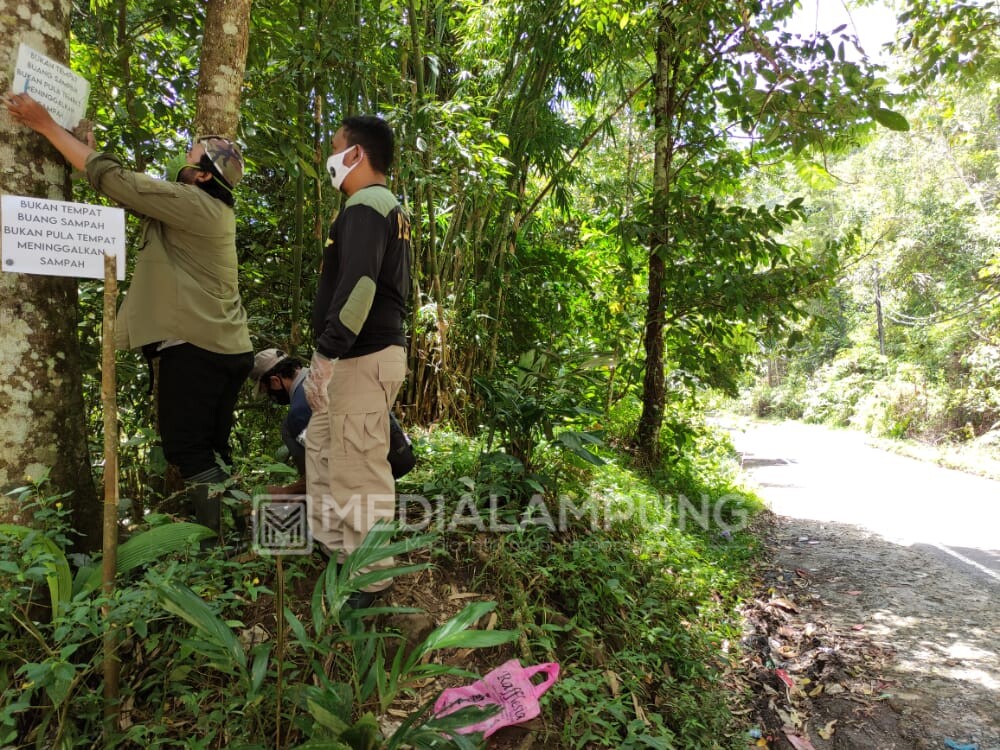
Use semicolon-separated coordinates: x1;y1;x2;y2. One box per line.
726;419;999;750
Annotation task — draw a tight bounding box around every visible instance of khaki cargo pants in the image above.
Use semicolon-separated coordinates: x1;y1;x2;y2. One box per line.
305;345;406;590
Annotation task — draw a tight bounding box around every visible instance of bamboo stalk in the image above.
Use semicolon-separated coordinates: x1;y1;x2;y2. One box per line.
308;87;325;352
290;14;307;349
275;556;285;748
101;254;121;737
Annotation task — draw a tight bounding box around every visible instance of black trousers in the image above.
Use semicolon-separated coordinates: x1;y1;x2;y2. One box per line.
156;343;253;479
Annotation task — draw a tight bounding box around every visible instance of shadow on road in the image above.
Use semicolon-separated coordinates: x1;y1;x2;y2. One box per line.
741;511;999;750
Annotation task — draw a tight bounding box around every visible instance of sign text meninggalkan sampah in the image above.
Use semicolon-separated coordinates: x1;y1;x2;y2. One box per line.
1;195;125;280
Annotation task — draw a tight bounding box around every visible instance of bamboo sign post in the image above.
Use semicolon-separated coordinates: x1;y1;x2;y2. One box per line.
101;253;121;730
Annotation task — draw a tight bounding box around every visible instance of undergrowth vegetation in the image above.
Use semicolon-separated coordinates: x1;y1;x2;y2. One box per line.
747;344;1000;451
2;408;761;749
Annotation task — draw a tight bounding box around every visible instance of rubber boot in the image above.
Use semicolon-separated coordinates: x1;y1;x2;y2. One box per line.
185;465;249;551
185;466;228;549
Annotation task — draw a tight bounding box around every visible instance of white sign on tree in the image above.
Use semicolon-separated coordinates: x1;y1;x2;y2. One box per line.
1;195;125;280
11;44;90;131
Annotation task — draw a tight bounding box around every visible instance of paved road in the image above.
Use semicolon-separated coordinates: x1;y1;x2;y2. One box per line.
725;419;1000;585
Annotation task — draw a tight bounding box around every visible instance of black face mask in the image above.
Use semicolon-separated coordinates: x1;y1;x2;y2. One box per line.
268;386;291;405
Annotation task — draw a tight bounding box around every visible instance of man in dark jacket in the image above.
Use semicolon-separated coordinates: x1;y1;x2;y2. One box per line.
303;115;410;599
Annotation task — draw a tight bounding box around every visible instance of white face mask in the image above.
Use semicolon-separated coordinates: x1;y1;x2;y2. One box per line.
326;146;360;190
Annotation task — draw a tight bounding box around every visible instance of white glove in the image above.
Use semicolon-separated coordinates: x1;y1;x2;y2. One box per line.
304;352;335;412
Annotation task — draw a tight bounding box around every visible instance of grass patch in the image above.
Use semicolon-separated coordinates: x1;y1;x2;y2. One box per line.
403;414;764;748
1;412;763;748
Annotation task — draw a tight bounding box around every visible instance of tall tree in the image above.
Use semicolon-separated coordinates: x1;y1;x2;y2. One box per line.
0;1;99;548
635;0;906;462
194;0;253;138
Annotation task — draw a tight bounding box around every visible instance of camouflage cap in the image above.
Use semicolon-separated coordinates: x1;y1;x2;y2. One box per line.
197;135;245;189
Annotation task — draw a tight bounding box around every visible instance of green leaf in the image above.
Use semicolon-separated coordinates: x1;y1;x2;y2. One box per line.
78;522;215;594
0;524;71;617
871;107;909;131
156;582;247;674
261;461;298;475
407;601;517;672
339;713;381;750
348;563;429;596
45;661;76;707
297;158;319;180
250;644;271;697
422;704;499;735
339;526;436;581
284;608;311;648
307;698;350;734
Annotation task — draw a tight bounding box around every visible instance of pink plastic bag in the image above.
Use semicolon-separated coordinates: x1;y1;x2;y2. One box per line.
433;659;560;737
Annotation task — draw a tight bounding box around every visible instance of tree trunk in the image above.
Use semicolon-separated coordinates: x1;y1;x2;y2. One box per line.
193;0;252;139
0;1;99;550
637;252;667;462
635;5;677;466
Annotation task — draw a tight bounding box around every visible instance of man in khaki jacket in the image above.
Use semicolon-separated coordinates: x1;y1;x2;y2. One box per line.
5;92;253;544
